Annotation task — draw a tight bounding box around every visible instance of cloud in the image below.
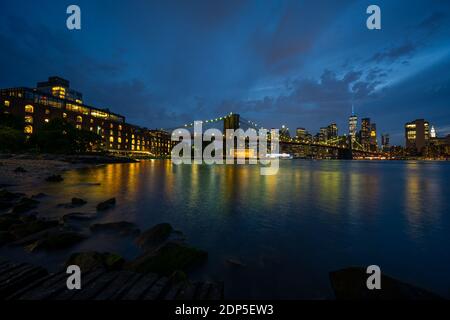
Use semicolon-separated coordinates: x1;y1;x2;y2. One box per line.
369;42;418;63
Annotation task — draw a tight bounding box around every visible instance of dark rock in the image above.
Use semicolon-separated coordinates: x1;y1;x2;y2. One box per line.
96;198;116;211
0;189;24;202
65;251;125;272
57;197;88;209
25;231;86;252
31;193;47;199
125;242;208;275
0;214;21;231
9;219;59;239
135;223;173;251
330;267;443;300
60;212;96;224
71;198;87;206
45;175;64;182
13;167;27;173
0;231;14;246
90;221;140;236
12;197;39;214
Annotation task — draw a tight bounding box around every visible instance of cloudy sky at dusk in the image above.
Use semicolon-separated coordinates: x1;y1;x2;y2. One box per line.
1;0;449;144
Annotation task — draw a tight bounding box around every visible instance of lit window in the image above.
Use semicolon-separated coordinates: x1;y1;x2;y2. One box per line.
63;113;67;118
110;123;114;129
132;139;135;145
76;124;82;130
45;109;50;115
109;136;114;143
76;116;83;123
4;100;10;107
44;119;49;123
90;119;94;124
24;125;33;134
25;116;33;124
25;105;34;113
118;137;122;143
118;125;122;131
90;127;93;131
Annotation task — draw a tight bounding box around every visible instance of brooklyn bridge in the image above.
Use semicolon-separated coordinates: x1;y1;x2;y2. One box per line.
164;113;382;160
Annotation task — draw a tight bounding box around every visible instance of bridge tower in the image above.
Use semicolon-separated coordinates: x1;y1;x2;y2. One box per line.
224;113;240;132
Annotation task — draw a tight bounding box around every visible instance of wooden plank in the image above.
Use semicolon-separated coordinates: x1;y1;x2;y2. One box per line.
94;271;137;300
0;265;47;299
70;271;120;300
121;273;159;300
175;282;198;300
52;269;105;300
0;262;15;275
106;272;142;300
6;271;65;300
19;271;70;300
141;276;169;300
0;264;30;283
163;282;184;300
195;282;211;300
207;282;224;300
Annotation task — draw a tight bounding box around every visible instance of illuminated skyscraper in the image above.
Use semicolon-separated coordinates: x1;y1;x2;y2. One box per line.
349;112;358;143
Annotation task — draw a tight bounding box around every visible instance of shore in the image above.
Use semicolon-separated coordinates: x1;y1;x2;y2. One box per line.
0;153;137;189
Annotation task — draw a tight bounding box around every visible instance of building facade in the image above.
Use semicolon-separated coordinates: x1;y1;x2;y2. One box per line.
405;119;430;152
0;77;173;157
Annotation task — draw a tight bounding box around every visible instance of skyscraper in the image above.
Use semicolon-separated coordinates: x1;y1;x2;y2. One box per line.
360;118;371;149
348;104;358;142
327;123;338;140
370;123;377;151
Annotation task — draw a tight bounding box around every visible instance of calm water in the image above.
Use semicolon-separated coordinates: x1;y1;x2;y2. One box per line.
3;160;450;299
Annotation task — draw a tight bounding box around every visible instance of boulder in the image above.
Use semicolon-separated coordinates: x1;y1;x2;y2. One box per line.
31;193;47;200
57;198;87;209
65;251;125;272
330;267;443;300
126;242;208;275
0;190;24;210
135;223;173;250
71;198;87;206
0;214;21;231
9;219;59;239
96;198;116;211
25;231;86;252
45;175;64;182
90;221;140;236
12;198;39;214
60;212;96;224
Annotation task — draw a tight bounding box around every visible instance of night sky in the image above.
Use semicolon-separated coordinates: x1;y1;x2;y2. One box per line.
1;0;450;145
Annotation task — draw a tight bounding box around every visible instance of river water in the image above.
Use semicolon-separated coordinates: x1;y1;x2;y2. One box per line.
2;160;450;299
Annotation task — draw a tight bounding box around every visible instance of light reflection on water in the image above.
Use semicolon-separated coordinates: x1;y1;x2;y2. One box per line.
2;160;450;299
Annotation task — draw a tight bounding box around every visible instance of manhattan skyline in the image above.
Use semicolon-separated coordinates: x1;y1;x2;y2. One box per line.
1;0;450;144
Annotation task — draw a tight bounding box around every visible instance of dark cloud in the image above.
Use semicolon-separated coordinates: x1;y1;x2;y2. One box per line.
369;42;417;63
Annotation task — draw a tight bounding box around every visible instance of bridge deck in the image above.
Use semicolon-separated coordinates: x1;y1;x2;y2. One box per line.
0;260;223;300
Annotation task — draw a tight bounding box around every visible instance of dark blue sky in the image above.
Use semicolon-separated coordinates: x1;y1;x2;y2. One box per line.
1;0;450;144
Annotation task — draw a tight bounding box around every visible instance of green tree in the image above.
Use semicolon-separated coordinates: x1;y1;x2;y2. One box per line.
33;118;101;154
0;113;26;152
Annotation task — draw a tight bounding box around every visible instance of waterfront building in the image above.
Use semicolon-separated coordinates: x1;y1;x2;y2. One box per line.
0;77;173;157
360;118;371;149
296;127;307;140
405;119;430;153
381;133;390;151
327;123;338;140
370;123;378;151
